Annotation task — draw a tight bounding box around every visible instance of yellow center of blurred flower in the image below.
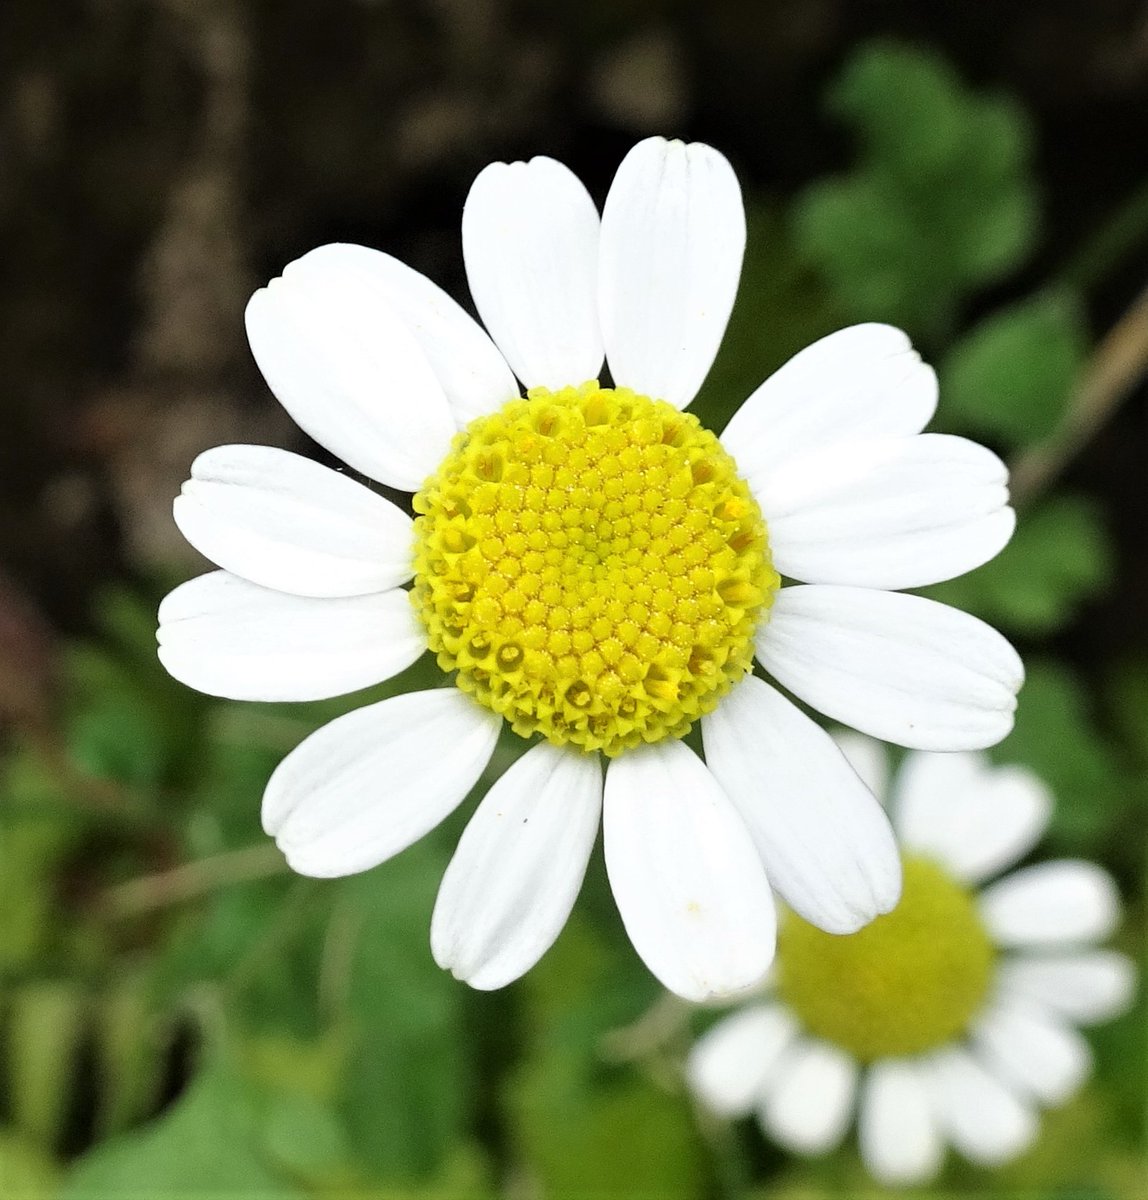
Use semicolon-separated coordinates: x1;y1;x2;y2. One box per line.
776;856;996;1061
412;381;776;755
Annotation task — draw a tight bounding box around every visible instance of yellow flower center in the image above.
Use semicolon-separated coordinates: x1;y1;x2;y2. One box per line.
776;856;996;1061
412;381;777;755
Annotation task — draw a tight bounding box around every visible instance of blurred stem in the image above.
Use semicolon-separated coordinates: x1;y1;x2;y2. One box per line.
223;876;319;1002
318;891;364;1023
97;842;287;919
599;991;690;1063
1010;285;1148;505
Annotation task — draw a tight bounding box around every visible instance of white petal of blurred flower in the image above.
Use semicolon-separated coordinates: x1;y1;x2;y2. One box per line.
685;741;1134;1183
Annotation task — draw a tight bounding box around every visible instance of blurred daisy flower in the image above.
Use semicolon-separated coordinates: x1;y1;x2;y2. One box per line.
687;738;1136;1184
157;137;1022;1000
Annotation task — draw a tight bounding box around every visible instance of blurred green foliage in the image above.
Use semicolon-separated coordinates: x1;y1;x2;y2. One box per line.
940;291;1087;446
794;42;1038;343
926;494;1112;637
1;37;1145;1200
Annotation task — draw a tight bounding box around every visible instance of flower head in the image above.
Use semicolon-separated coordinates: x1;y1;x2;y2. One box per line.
157;137;1022;1000
687;739;1136;1184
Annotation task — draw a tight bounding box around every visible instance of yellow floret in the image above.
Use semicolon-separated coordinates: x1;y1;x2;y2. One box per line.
411;381;778;755
776;856;996;1061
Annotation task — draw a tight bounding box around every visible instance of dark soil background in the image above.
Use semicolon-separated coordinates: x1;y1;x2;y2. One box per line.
2;0;1146;658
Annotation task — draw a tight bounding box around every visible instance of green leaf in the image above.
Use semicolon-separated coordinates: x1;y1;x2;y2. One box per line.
260;1091;351;1183
61;1062;302;1200
308;1144;495;1200
519;900;661;1058
0;1128;60;1199
244;1033;363;1189
1107;661;1148;779
992;1086;1123;1194
65;643;190;791
941;291;1088;446
794;41;1038;339
397;1144;493;1200
0;754;83;972
336;844;473;1184
994;660;1128;850
7;981;88;1152
1087;914;1148;1145
925;495;1112;636
142;712;329;1032
503;902;702;1196
154;875;326;1040
507;1047;704;1199
241;1030;347;1104
93;975;170;1138
187;716;284;847
64;585;209;793
95;586;172;675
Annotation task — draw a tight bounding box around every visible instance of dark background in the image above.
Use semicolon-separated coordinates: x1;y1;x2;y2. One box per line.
2;0;1146;643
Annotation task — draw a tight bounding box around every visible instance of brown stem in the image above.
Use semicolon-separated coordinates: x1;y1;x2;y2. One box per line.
1010;286;1148;506
97;842;287;919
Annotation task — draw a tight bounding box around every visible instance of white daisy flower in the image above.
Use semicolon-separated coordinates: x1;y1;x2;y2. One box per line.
156;137;1023;1002
687;738;1136;1184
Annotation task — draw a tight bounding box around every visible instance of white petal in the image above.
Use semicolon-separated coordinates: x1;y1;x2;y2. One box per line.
431;742;602;990
702;677;900;934
893;750;986;847
895;753;1052;883
926;1046;1037;1166
686;1004;797;1118
758;1039;857;1155
173;444;414;597
262;689;500;877
972;998;1091;1106
858;1060;944;1186
245;253;455;491
603;740;775;1002
157;571;425;701
721;324;938;489
599;137;744;409
830;730;890;802
997;950;1137;1025
757;434;1015;590
462;156;603;390
284;243;519;427
756;586;1024;751
979;861;1121;948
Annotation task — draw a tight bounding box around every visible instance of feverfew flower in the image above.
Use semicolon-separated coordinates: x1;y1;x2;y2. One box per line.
157;137;1022;1001
687;739;1136;1183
